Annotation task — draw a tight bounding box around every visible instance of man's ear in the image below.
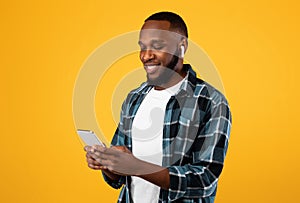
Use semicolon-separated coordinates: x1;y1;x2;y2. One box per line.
179;38;188;58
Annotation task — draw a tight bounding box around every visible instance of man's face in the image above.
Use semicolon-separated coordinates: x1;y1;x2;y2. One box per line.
138;20;181;86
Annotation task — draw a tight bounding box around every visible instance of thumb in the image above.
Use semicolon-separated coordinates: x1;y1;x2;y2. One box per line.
112;146;131;153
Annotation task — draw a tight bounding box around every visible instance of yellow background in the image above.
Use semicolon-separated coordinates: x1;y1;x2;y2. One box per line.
1;0;299;202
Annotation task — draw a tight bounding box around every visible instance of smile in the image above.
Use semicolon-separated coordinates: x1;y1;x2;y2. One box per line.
144;65;160;74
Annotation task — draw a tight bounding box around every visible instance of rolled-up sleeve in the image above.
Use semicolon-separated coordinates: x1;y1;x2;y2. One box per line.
102;170;126;189
167;95;232;201
102;100;129;189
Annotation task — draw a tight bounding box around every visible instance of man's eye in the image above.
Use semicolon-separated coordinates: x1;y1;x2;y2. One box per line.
139;45;147;51
153;45;164;50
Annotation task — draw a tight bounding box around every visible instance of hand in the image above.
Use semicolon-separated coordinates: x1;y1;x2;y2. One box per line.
84;145;170;189
88;145;145;176
84;145;131;170
84;145;107;170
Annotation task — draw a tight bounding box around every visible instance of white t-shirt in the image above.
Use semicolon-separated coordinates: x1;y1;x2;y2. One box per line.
131;79;185;203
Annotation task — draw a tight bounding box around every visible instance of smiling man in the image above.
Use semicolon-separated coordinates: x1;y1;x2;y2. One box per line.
138;20;187;89
84;11;232;203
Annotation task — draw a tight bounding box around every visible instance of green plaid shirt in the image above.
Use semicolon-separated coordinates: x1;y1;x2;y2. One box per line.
103;64;232;203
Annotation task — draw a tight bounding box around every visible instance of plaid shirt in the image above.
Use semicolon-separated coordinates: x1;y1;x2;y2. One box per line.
103;64;232;203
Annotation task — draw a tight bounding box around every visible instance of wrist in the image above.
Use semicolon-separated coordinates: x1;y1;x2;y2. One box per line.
131;157;148;176
133;159;166;177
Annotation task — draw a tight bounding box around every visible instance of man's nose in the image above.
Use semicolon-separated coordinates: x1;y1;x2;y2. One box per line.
141;49;154;62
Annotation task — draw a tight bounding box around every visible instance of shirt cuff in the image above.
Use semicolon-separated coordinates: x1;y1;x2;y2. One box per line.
102;171;125;189
167;166;187;201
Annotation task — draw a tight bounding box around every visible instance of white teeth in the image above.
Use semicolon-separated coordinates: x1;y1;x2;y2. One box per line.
146;65;157;69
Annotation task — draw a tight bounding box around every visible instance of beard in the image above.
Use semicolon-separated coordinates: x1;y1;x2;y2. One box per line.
146;50;179;87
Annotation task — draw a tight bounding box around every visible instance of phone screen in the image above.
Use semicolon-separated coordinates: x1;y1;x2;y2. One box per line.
77;129;106;147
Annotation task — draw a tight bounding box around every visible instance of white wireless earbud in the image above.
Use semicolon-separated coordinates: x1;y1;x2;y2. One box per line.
180;45;185;58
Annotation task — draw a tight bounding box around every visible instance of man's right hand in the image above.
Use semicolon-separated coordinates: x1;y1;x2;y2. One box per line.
84;145;129;170
84;145;126;180
85;149;106;170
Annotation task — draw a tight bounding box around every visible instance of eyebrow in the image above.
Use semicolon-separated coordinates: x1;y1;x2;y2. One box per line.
151;39;166;44
138;39;166;45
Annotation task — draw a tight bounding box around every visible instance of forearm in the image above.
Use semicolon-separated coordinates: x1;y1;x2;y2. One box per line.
134;160;170;190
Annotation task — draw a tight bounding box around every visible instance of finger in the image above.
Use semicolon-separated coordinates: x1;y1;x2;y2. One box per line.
89;152;102;161
87;157;103;166
89;149;113;162
92;146;116;155
86;157;96;164
86;153;103;165
86;152;98;160
94;165;108;170
88;163;102;170
98;159;114;169
86;153;94;162
87;153;109;167
87;157;109;170
84;145;92;152
92;145;106;152
86;153;98;163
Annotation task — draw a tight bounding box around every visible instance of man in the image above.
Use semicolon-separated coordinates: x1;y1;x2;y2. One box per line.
84;11;232;203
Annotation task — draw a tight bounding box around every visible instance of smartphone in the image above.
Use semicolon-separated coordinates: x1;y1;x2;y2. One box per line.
77;129;106;147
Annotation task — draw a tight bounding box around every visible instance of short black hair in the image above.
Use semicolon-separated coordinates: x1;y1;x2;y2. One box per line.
145;11;188;38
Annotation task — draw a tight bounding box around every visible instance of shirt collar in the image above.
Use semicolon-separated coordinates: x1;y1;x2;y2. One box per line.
177;64;198;97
